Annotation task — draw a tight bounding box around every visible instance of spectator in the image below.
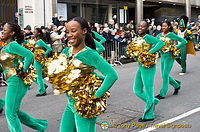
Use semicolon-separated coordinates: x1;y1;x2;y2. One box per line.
52;13;60;27
50;25;65;54
116;32;127;57
41;26;52;45
24;25;33;40
14;12;19;24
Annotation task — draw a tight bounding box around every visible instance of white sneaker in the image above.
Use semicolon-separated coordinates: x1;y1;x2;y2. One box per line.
179;72;185;76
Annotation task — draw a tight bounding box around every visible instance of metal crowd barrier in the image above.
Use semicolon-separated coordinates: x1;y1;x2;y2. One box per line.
103;40;123;66
50;42;124;66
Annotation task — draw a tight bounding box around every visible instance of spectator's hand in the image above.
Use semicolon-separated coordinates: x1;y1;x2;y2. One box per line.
61;27;66;32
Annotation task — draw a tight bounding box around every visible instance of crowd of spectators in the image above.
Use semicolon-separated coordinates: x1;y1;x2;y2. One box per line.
1;14;200;61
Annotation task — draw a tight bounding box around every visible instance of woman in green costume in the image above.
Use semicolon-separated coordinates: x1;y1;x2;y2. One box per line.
1;23;47;131
155;21;187;100
59;17;118;132
132;21;164;122
88;22;106;53
33;28;52;96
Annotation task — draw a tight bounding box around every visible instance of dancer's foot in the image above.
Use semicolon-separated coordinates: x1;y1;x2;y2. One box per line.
173;87;180;95
138;117;154;122
45;84;48;90
0;108;3;114
36;92;47;97
155;94;165;100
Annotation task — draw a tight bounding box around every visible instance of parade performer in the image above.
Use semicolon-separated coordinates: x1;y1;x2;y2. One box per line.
155;21;187;100
175;16;196;75
126;21;164;122
1;23;47;131
33;28;52;96
45;17;118;131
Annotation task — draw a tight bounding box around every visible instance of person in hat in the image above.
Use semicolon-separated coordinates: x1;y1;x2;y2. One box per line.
24;25;33;40
175;16;196;75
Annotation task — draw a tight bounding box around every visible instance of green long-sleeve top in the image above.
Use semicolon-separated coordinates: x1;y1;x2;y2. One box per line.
62;46;118;98
36;39;52;55
3;41;34;73
94;39;105;53
143;34;165;54
135;34;164;68
91;31;106;53
92;31;106;44
157;32;187;49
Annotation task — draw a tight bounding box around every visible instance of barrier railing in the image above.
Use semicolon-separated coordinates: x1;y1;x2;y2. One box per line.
50;41;125;65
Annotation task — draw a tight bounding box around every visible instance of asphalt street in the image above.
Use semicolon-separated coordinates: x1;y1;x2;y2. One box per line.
0;52;200;132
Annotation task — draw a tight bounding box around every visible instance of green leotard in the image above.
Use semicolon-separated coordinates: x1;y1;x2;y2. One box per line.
157;32;187;97
33;39;52;95
2;41;47;132
60;46;118;132
133;34;164;120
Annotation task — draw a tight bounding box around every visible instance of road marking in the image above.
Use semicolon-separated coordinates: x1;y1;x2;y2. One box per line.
138;107;200;132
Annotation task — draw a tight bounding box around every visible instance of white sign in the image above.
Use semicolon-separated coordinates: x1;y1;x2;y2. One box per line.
58;3;67;21
25;5;33;13
120;9;127;24
120;9;124;23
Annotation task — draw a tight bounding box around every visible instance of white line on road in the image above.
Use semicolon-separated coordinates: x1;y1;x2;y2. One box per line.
138;107;200;132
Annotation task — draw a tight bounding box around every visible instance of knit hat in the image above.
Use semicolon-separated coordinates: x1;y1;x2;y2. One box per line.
24;25;31;30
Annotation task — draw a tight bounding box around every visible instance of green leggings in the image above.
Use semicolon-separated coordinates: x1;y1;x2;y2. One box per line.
60;103;97;132
134;64;159;120
0;98;5;111
160;53;181;97
175;45;186;73
5;75;48;132
34;60;47;95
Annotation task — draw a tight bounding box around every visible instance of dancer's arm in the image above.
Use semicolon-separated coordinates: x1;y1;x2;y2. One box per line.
168;32;187;49
93;31;106;44
145;35;165;54
94;39;105;53
6;41;34;72
37;39;52;55
90;51;118;98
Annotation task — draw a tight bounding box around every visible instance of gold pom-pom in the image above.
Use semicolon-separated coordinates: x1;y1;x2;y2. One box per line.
159;36;180;59
44;53;110;118
23;39;36;52
126;37;158;68
169;44;180;59
138;52;159;68
34;48;46;65
16;61;37;86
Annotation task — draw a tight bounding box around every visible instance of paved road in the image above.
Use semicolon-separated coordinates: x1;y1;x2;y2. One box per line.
0;52;200;132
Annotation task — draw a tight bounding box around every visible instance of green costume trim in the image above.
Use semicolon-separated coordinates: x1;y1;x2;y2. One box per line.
92;31;106;45
134;34;164;120
92;31;106;53
157;32;187;97
2;41;47;132
33;39;52;95
60;46;118;132
93;39;105;53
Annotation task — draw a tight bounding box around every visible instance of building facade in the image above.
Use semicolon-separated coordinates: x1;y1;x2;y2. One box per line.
1;0;200;29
